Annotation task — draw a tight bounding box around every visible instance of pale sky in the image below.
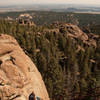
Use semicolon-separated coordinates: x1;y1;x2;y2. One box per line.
0;0;100;6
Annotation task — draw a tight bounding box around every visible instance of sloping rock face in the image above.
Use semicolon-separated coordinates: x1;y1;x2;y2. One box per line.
58;23;89;41
0;34;49;100
65;24;88;41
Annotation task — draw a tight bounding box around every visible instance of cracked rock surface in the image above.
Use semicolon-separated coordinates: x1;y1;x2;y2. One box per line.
0;34;49;100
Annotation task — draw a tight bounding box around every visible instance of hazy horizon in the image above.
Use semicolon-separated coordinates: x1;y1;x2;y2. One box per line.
0;0;100;6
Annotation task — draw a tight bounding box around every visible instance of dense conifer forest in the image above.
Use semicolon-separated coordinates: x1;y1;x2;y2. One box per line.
0;19;100;100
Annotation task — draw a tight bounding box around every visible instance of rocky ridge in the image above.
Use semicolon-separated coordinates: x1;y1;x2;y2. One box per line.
50;22;99;48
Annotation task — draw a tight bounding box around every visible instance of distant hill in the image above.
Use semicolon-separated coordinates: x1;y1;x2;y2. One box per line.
0;10;100;27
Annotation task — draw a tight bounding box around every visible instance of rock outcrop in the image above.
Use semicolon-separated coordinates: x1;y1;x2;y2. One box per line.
58;23;99;47
65;23;88;41
0;34;49;100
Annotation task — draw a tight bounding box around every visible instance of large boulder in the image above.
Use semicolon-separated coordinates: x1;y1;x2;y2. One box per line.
0;34;49;100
